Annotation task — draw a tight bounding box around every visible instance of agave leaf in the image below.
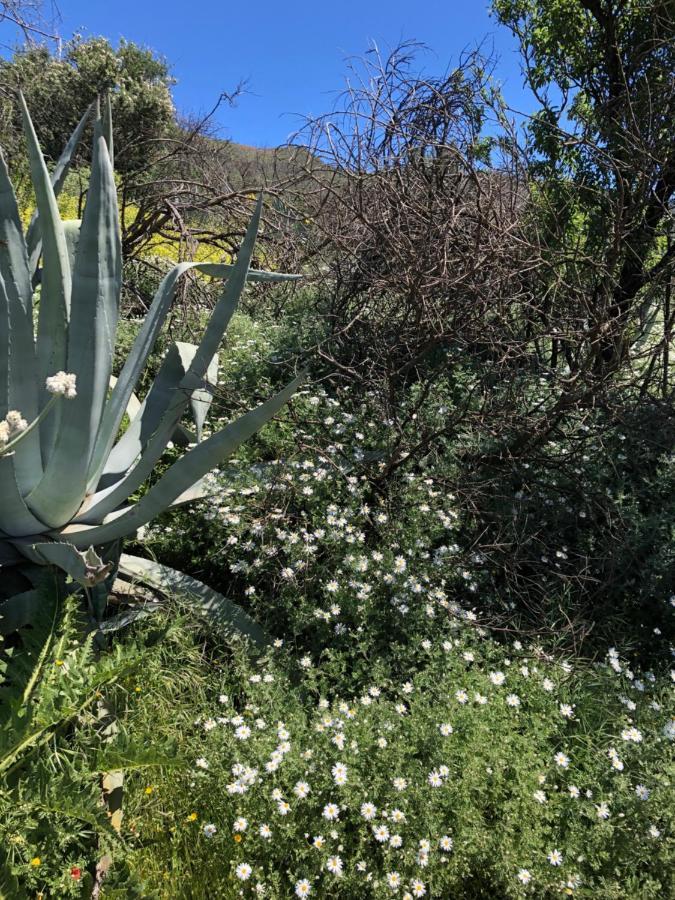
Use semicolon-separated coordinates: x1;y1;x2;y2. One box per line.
0;146;42;492
86;261;196;490
0;588;42;635
171;421;196;447
0;541;22;565
81;199;264;519
27;121;121;527
102;92;114;169
17;541;114;587
191;345;219;442
97;603;163;632
170;477;211;507
118;553;269;646
26;103;92;279
63;218;81;273
86;253;297;494
59;374;302;546
0;456;47;537
19;92;72;461
93;342;205;497
107;374;142;422
189;197;263;380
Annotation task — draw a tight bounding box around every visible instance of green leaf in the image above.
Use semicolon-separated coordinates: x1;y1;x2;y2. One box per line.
94;740;181;772
0;846;23;900
118;554;269;646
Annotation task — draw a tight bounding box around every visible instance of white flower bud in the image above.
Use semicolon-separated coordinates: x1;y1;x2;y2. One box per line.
45;371;77;398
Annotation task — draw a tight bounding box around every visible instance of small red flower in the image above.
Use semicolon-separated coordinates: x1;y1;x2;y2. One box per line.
70;866;82;880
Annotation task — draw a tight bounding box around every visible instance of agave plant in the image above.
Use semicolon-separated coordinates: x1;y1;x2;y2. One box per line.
0;95;301;637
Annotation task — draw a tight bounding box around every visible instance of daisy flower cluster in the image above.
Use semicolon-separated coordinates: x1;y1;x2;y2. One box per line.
124;344;672;898
124;621;672;898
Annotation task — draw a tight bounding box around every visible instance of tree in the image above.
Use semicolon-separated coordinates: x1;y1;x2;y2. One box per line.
0;36;175;174
0;0;58;46
0;37;289;284
492;0;675;383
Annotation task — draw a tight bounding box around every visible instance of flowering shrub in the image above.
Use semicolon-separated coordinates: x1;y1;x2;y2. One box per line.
115;623;673;898
114;317;673;896
4;308;672;898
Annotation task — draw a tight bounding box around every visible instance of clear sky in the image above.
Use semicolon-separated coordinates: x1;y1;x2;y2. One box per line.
8;0;533;148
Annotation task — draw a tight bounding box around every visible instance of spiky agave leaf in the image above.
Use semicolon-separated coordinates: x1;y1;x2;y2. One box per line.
117;554;269;647
0;95;302;639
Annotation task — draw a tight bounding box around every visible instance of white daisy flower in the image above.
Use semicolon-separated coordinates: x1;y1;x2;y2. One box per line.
236;863;252;880
547;849;563;866
326;856;343;875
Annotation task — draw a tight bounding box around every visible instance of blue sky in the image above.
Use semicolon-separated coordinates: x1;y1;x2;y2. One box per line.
8;1;532;147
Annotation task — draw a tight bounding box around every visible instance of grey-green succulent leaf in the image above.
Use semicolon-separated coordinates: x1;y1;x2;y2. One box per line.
93;341;212;500
0;97;301;632
102;92;114;170
18;542;114;587
26;103;92;279
59;373;303;547
0;455;48;536
19;93;72;460
0;588;43;635
118;553;269;647
190;345;219;442
63;219;81;273
79;201;265;523
86;258;298;494
0;147;41;491
26;119;121;527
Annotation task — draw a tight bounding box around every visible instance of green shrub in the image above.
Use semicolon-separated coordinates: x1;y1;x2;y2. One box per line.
111;616;673;899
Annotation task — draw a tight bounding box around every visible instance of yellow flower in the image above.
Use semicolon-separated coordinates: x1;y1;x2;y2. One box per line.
144;786;154;795
30;857;41;866
186;812;198;822
55;659;64;666
134;686;141;693
233;834;242;843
